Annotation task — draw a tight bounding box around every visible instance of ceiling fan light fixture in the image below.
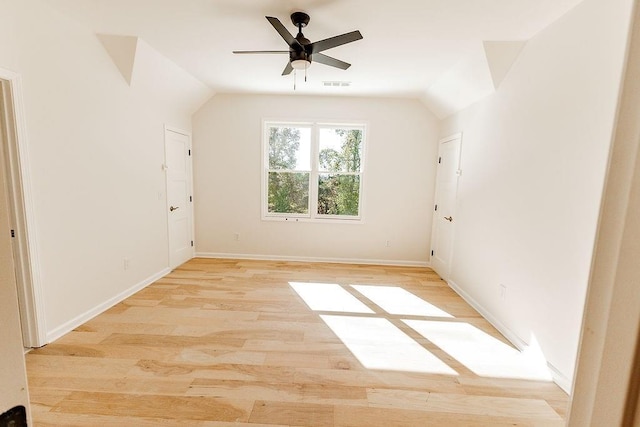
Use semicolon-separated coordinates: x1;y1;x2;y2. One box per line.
291;59;311;70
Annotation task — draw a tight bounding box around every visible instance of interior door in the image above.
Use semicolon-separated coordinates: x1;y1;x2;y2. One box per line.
165;128;193;269
431;133;462;280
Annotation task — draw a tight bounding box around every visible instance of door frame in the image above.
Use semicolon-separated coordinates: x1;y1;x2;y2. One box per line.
163;125;195;269
0;68;47;347
430;132;463;281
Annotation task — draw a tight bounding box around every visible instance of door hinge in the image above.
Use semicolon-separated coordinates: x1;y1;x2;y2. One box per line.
191;240;194;247
188;149;191;156
431;250;434;256
189;195;193;202
434;204;438;212
438;157;442;164
10;229;15;238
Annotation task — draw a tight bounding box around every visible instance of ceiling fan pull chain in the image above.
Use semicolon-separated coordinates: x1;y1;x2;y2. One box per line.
294;69;297;90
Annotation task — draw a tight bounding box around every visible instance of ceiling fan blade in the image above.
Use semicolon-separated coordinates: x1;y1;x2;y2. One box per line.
233;50;289;54
309;31;363;54
312;53;351;70
282;61;293;76
266;16;302;49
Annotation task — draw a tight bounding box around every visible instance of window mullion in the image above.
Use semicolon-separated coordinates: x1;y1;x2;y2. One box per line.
309;124;319;218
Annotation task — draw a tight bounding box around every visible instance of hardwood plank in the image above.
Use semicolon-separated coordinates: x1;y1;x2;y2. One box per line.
187;378;368;406
35;414;288;427
249;400;334;427
26;354;137;378
264;351;331;369
366;387;431;410
99;332;246;349
425;393;562;420
294;367;465;393
458;376;569;400
28;388;71;415
28;375;193;395
29;412;211;427
50;329;112;345
172;320;314;338
334;405;564;427
51;391;253;422
367;388;562;420
242;339;353;355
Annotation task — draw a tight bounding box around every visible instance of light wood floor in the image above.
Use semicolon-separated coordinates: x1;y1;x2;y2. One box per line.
26;258;568;426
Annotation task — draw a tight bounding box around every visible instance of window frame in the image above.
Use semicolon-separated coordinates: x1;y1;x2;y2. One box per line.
262;120;366;222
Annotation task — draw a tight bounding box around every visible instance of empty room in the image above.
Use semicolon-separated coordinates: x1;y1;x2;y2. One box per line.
1;0;639;425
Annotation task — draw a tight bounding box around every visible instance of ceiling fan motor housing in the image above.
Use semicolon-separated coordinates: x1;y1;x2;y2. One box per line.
291;20;311;65
290;49;309;63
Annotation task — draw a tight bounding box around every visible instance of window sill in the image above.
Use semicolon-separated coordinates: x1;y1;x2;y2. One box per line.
261;215;363;224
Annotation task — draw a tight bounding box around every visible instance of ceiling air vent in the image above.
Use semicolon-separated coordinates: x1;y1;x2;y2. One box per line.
323;81;351;87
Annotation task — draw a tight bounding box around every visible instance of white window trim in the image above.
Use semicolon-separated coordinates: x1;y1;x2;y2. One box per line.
261;120;367;222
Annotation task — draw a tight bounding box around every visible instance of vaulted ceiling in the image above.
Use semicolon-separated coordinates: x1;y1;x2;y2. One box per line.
48;0;584;117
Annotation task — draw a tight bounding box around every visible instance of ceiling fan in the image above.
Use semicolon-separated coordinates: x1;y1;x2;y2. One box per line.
233;12;363;76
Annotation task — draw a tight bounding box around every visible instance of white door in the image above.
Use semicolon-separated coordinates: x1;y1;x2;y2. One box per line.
165;128;193;269
431;133;462;280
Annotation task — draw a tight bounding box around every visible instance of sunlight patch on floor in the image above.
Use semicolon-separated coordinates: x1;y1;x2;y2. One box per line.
289;282;373;313
351;285;453;318
289;281;551;380
404;320;552;381
321;315;458;375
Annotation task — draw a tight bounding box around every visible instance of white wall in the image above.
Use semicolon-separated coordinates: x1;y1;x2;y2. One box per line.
0;0;211;340
439;0;633;390
193;94;439;265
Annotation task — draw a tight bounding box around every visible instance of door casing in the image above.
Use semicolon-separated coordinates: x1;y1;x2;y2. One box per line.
0;69;46;347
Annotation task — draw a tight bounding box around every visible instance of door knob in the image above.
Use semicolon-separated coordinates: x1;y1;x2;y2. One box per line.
444;216;453;222
170;206;180;212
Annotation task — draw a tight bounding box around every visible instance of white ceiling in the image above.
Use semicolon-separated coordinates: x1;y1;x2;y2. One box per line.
48;0;584;103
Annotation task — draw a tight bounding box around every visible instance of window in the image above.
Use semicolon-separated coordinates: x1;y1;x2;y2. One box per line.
263;121;365;221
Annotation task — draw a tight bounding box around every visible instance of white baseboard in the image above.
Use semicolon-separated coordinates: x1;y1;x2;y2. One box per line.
46;267;171;343
547;362;572;394
195;252;430;268
447;279;528;350
447;279;571;393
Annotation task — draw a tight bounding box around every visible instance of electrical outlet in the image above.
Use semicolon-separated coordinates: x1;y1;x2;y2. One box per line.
499;284;507;299
385;240;391;247
123;258;130;271
234;233;240;241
